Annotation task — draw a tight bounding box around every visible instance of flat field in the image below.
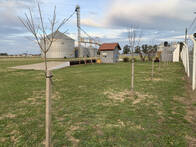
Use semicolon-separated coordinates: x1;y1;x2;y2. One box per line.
0;58;195;146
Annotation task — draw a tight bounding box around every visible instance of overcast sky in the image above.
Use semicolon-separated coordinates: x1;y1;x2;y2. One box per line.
0;0;196;54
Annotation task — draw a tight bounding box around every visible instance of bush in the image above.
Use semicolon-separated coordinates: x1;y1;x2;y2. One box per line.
129;57;137;62
123;57;130;62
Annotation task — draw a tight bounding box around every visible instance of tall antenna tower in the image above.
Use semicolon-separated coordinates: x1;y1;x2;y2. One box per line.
75;5;81;57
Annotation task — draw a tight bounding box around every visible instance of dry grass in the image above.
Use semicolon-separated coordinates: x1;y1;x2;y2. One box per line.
145;78;163;82
0;113;16;120
173;76;196;145
66;125;80;146
105;119;144;130
185;135;196;147
104;89;153;105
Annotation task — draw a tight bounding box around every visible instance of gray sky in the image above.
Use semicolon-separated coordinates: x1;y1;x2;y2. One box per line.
0;0;196;54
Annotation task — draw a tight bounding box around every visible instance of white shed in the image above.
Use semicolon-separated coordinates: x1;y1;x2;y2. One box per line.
173;44;180;62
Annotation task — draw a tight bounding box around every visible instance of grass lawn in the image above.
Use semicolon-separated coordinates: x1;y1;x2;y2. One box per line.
0;58;195;146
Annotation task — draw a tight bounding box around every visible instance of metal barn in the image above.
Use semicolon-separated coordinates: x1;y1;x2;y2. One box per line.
42;31;75;58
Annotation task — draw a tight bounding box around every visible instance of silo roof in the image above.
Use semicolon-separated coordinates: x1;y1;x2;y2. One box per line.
47;31;74;41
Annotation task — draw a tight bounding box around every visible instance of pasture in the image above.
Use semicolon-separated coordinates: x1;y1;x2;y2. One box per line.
0;58;195;146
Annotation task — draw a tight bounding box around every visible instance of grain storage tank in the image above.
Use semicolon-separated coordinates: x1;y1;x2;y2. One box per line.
89;47;97;57
80;47;97;57
41;31;75;58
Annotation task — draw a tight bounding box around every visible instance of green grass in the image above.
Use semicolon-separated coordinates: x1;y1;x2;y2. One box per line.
0;58;195;146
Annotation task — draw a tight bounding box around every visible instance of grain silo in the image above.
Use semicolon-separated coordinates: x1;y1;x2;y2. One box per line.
89;47;97;57
41;31;75;58
79;46;97;57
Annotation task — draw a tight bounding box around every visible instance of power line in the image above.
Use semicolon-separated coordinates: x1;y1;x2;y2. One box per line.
191;23;196;33
63;7;100;46
78;26;97;43
188;15;196;33
61;10;75;25
188;17;196;31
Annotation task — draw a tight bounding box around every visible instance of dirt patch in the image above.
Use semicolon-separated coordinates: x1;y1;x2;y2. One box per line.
0;90;46;121
0;137;7;142
105;119;144;130
19;91;45;105
182;78;196;124
66;125;80;147
104;89;152;104
10;130;20;143
132;92;150;104
174;94;196;125
104;90;131;102
92;125;104;136
186;135;196;147
53;91;61;100
175;76;196;145
0;113;16;120
145;78;163;82
78;85;87;89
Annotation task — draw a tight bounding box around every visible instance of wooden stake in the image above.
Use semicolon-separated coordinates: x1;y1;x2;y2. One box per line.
46;71;52;147
152;59;154;79
158;61;160;71
131;59;134;92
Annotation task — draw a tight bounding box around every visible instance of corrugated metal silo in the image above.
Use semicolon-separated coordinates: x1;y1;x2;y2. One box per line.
89;47;97;57
41;31;75;58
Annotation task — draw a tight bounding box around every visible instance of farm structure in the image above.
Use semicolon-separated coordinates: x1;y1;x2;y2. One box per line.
99;43;121;63
79;47;98;58
157;42;180;62
173;43;180;62
41;31;75;59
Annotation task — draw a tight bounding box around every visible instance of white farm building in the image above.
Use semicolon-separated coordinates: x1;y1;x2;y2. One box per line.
42;31;75;58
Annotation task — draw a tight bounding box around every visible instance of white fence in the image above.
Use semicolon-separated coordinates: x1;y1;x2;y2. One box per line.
181;35;196;90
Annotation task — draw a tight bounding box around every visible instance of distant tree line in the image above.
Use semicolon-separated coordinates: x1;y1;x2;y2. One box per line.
0;53;8;56
123;44;157;61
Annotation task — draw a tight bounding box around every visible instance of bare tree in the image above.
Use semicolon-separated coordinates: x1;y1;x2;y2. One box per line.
128;26;140;92
18;2;73;147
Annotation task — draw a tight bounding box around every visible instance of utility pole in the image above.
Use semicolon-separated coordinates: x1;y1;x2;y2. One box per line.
185;28;188;43
75;5;81;57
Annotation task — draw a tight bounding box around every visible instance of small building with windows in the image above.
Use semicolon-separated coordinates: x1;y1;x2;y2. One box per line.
99;43;121;63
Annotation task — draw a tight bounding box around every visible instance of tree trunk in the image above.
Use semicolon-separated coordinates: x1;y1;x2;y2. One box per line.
158;60;161;71
131;58;134;92
46;71;52;147
152;59;154;79
139;52;145;62
44;52;48;74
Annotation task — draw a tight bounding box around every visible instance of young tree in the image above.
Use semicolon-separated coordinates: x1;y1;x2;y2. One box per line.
146;42;157;79
18;2;72;147
127;26;143;92
142;44;148;61
147;45;153;61
135;46;145;62
150;47;157;79
128;26;136;92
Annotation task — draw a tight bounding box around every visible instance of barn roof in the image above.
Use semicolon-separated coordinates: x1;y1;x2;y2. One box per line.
47;31;74;41
99;43;121;51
